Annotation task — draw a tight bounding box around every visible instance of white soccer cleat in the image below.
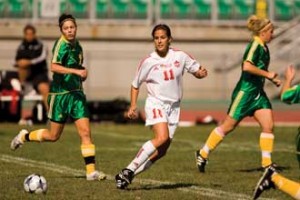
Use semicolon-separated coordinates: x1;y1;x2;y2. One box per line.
10;129;28;151
86;170;107;181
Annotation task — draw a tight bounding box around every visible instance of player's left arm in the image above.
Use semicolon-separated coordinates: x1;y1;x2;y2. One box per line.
183;52;208;79
193;66;208;79
243;61;281;87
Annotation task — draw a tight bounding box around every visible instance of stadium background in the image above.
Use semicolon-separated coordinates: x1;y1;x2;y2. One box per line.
0;0;298;124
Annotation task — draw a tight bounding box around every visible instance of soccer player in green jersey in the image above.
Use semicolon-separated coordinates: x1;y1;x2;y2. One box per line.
10;14;106;181
253;65;300;199
281;65;300;168
195;15;281;173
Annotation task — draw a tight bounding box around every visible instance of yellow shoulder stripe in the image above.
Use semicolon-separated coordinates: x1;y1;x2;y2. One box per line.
52;37;64;63
246;41;259;63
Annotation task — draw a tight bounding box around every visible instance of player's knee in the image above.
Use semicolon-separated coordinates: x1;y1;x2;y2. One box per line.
155;135;169;146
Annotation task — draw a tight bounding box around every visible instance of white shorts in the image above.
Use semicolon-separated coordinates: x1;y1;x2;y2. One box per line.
144;97;180;138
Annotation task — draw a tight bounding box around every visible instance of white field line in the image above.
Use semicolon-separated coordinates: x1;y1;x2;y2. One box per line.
0;154;274;200
98;131;296;154
239;122;299;127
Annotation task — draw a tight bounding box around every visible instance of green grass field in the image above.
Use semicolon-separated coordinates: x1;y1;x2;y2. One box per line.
0;123;298;200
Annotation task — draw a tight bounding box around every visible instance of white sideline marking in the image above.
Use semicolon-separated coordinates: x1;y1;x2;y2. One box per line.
0;154;274;200
98;131;296;154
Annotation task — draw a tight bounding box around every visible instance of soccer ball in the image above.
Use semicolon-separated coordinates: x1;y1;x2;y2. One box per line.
23;174;47;194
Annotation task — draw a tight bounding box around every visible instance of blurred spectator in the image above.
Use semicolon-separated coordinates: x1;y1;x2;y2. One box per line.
14;24;49;109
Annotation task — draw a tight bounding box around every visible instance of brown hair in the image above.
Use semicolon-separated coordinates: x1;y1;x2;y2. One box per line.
151;24;172;39
59;13;76;31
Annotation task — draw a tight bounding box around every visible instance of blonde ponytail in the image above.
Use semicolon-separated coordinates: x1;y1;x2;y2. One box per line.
247;15;272;35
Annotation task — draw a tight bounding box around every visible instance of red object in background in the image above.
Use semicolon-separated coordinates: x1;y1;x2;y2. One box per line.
1;89;20;115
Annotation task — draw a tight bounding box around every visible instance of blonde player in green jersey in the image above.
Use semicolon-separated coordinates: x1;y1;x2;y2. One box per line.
195;15;281;173
10;14;106;181
253;65;300;199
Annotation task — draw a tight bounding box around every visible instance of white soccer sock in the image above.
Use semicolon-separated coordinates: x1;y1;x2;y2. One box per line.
127;141;156;172
134;159;153;176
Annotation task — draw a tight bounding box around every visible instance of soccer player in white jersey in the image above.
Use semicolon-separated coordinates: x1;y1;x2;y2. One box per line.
115;24;208;189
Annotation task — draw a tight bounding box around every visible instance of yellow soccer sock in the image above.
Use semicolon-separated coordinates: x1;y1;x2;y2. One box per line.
272;173;300;200
23;129;45;142
200;127;224;159
81;144;96;175
259;132;274;167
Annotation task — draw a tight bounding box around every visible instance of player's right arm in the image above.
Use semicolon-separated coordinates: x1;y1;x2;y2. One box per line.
127;86;139;119
51;39;87;79
51;63;87;80
127;57;150;119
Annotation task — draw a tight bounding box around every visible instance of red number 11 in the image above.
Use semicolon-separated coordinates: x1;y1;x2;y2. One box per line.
163;69;174;81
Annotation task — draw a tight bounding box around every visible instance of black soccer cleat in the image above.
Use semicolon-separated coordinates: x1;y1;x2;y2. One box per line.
253;164;276;199
195;150;207;173
115;168;134;189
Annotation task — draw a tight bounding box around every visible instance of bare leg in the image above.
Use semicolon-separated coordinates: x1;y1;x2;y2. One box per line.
74;117;92;145
11;121;64;150
26;121;64;142
75;118;98;175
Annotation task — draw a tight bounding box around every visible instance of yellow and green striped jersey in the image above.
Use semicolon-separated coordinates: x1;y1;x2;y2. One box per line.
51;36;84;94
281;85;300;104
234;36;270;94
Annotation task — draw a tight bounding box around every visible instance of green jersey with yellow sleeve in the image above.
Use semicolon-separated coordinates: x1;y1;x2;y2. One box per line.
51;36;84;93
233;36;270;94
228;36;272;121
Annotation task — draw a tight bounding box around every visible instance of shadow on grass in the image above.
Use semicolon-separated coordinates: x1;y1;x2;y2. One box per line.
129;182;201;191
237;165;290;173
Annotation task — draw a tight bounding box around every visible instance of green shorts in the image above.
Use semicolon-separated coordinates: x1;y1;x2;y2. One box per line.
227;90;272;121
47;91;90;123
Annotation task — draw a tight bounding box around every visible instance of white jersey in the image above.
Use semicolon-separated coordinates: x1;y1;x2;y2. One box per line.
132;48;200;103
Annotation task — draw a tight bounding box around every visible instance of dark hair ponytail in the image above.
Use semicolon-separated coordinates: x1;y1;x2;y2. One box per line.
59;13;76;31
151;24;172;39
